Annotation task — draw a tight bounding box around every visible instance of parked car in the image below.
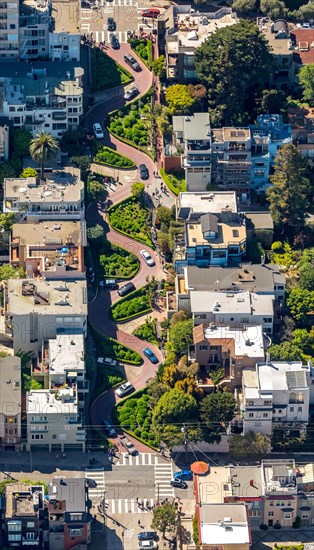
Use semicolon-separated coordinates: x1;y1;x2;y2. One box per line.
138;541;158;550
124;53;141;71
107;16;116;31
170;479;188;489
99;279;118;289
103;419;117;437
139;163;149;180
86;478;97;489
93;122;104;139
120;434;137;455
118;281;135;297
97;357;118;367
124;86;139;101
141;8;160;17
173;470;193;481
140;249;155;266
138;532;158;542
109;32;119;49
116;381;135;397
143;347;158;364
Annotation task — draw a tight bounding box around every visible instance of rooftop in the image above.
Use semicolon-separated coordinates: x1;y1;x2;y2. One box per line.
244;212;274;231
5;484;44;518
27;388;78;414
0;356;21;415
194;324;265;358
177;191;238;219
49;477;87;512
6;279;87;316
4;167;83;204
199;503;250;545
243;361;308;399
262;459;297;494
258;18;291;56
186;217;246;247
251;114;291;143
223;128;251;141
292;28;314;65
190;290;274;316
49;333;85;375
173;113;211;141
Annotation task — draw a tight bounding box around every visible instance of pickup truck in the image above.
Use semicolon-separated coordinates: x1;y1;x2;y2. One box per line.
97;357;118;367
120;435;137;456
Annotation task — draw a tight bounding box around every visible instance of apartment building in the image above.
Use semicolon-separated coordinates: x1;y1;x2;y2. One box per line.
48;477;92;550
19;12;50;61
4;167;85;221
0;61;84;137
10;220;87;280
157;5;237;82
26;387;86;452
0;355;21;449
0;116;9;160
177;191;238;220
0;0;19;61
242;360;312;436
262;459;298;527
4;483;45;547
190;323;266;390
296;463;314;526
3;279;88;353
49;31;80;62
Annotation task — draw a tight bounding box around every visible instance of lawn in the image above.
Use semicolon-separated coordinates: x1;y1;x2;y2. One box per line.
108;196;153;247
91;48;133;91
133;318;159;347
110;286;151;322
91;327;143;365
99;241;139;279
94;146;135;169
160;168;186;196
129;38;152;68
116;389;159;448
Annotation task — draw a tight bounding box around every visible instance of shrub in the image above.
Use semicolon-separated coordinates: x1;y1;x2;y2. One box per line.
99;242;139;279
108;196;153;247
91;327;142;364
94;146;135;169
160;168;186;196
111;286;151;322
91;48;133;91
133;319;158;346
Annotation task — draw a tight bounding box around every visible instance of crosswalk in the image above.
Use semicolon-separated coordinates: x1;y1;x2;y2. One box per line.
114;452;160;466
155;462;175;499
106;498;155;514
85;468;106;500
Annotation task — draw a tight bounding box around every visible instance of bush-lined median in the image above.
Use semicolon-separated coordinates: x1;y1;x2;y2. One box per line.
94;146;136;169
116;387;159;449
99;241;139;279
107;196;153;247
110;286;151;322
91;326;143;365
91;48;133;91
129;38;153;69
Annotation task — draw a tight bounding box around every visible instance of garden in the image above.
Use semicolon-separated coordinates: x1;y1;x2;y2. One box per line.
133;318;159;347
110;286;151;322
99;241;139;279
160;168;186;196
107;196;153;247
94;365;125;400
94;146;135;169
91;327;142;365
116;389;159;449
91;48;133;91
129;38;152;68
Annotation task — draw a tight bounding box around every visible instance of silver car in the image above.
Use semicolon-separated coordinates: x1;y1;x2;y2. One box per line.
140;249;155;267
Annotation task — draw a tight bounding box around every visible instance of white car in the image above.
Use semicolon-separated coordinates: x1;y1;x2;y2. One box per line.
93;122;104;139
124;86;139;101
115;381;135;397
140;249;155;267
97;357;118;367
138;541;158;550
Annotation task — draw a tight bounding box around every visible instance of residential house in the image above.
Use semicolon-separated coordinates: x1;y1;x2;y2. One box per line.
257;18;294;89
292;27;314;82
0;117;10;161
10;220;87;280
19;12;50;61
0;355;21;450
289;105;314;164
157;5;237;82
48;477;92;550
177;191;239;220
262;459;298;527
0;61;84;137
0;0;19;61
172;113;212;192
190;323;266;390
49;32;80;62
4;483;45;547
26;387;86;452
296;463;314;526
190;290;275;335
3;279;88;353
242;360;312;436
4;167;85;221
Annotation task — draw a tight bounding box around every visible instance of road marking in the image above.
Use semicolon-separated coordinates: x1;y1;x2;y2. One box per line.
85;468;106;500
81;23;90;32
106;498;155;513
155;462;174;498
114;452;159;466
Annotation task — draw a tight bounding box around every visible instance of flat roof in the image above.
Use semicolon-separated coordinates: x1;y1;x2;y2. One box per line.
0;356;21;413
178;191;237;217
244;212;274;230
169;10;237;49
223;127;250;141
5;484;44;518
197;465;263;503
12;221;83;246
190;290;274;316
50;477;86;512
4;167;83;203
7;279;87;316
203;324;265;358
258;361;308;392
27;389;78;414
49;333;84;374
186;219;246;247
199;503;250;545
173;113;211;141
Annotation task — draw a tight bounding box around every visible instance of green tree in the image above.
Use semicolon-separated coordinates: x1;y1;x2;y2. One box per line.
230;431;271;457
87;178;107;202
194;21;274;125
156;206;173;228
20;167;38;179
11;128;32;160
260;0;287;18
0;162;16;187
152;389;198;430
131;181;145;202
71;155;91;182
87;224;104;243
0;265;25;280
165;84;195;114
267;144;311;235
169;319;194;356
299;263;314;291
259;89;287;114
200;390;236;433
0;213;15;231
151;502;177;538
269;341;310;362
151;55;165;77
157;115;173;136
287;288;314;327
158;232;171;255
298;65;314;106
232;0;257;14
29;131;59;179
293;1;314;21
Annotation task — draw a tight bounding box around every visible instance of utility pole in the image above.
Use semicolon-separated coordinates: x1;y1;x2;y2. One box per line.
177;510;183;550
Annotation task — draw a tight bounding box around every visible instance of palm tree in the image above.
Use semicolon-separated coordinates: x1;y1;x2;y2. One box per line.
29;131;59;179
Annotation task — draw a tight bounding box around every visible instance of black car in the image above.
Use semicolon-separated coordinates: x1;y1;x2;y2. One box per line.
139;164;149;180
86;478;97;489
138;532;158;541
107;16;116;31
118;281;135;297
109;33;119;49
170;479;188;489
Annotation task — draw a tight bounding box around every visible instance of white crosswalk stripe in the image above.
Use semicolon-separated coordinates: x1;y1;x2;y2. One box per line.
85;468;106;500
81;23;90;32
106;498;155;514
94;29;128;43
114;452;160;466
155;463;174;499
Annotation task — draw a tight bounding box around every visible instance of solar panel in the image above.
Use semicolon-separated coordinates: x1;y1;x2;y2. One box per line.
286;370;306;389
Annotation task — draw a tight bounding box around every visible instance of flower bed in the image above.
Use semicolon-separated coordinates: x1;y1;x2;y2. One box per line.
160;168;186;196
129;38;152;68
99;241;139;279
116;388;159;449
94;146;135;169
91;48;133;91
91;327;143;365
110;286;151;322
107;196;153;247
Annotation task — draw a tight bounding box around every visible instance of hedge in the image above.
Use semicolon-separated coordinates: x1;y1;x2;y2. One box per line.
99;241;140;280
160;167;186;196
110;286;152;322
129;39;153;69
94;146;136;169
107;196;154;248
90;326;143;365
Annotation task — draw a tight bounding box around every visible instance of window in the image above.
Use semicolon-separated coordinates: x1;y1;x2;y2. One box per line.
70;513;83;521
268;511;274;517
249;510;260;517
263;413;268;418
69;528;83;536
26;533;35;540
264;401;271;406
27;522;35;528
200;345;207;351
8;523;21;532
247;400;254;406
284;513;291;519
240;318;249;323
298;406;302;412
249;413;254;418
290;407;294;412
269;502;273;507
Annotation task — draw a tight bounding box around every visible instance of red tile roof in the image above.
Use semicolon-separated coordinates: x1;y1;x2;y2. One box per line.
291;29;314;65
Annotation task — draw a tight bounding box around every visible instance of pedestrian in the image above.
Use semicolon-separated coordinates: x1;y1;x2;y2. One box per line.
136;497;139;503
138;519;141;526
179;506;182;512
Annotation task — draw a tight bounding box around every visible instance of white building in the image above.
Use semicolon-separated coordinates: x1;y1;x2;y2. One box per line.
49;32;80;62
242;360;311;435
196;502;251;550
4;167;84;221
190;290;275;335
176;190;238;220
0;119;9;161
19;13;50;61
0;0;19;60
0;356;21;450
3;279;88;353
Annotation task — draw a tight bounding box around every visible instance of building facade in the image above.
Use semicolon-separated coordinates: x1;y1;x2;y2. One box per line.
0;0;19;61
0;355;21;449
4;483;45;547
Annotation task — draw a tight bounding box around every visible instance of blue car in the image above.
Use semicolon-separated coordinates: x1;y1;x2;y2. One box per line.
173;470;193;481
143;347;158;364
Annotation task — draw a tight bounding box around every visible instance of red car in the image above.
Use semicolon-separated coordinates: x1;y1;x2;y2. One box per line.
142;8;160;18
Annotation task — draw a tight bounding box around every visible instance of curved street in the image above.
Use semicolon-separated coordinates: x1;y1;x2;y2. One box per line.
86;43;173;430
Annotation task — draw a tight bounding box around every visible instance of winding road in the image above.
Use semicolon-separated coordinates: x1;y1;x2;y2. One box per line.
85;43;174;430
